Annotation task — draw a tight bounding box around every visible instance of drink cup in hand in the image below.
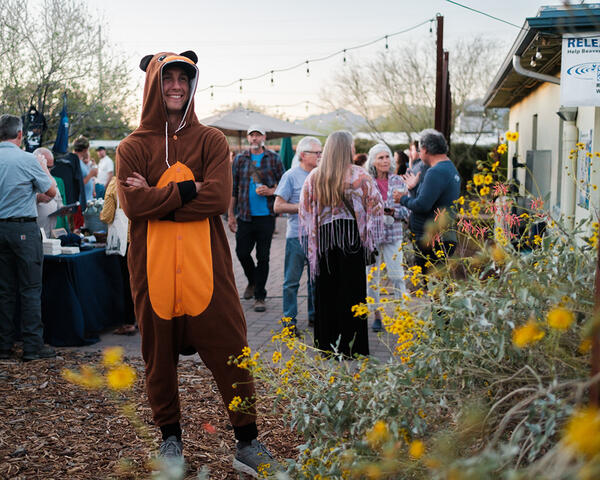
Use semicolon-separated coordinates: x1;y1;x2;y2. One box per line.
255;183;263;194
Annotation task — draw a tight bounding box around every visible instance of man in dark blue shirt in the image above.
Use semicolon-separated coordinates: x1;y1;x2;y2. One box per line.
394;129;461;272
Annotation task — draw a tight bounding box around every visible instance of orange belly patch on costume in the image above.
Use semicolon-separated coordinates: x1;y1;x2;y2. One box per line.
146;162;213;319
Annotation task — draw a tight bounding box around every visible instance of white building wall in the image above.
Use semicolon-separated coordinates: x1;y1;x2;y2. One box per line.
507;82;600;224
507;82;561;208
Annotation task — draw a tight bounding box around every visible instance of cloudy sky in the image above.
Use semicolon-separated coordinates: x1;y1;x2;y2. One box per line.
94;0;585;119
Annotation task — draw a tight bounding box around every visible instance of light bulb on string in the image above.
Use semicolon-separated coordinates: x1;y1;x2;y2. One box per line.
535;47;542;60
385;35;389;50
306;60;310;77
270;70;274;86
530;56;536;68
343;49;347;65
429;20;433;34
210;86;214;100
239;79;243;93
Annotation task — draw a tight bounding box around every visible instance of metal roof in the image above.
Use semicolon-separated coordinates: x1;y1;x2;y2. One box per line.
483;4;600;108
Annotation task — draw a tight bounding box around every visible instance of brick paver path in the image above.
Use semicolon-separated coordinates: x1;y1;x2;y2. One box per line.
77;216;395;361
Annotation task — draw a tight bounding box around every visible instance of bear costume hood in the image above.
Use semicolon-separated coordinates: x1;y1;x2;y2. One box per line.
138;50;199;134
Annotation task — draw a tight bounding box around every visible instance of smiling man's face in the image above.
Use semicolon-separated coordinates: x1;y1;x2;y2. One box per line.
162;65;190;115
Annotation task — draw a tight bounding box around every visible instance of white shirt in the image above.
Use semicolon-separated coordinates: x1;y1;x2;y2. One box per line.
97;155;114;185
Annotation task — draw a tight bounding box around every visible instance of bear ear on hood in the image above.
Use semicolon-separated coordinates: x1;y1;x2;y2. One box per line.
139;54;154;72
179;50;198;64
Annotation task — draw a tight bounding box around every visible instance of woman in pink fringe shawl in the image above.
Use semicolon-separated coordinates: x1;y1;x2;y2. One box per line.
299;131;384;356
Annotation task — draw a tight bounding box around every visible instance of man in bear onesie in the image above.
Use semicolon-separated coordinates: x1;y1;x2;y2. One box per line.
116;50;280;477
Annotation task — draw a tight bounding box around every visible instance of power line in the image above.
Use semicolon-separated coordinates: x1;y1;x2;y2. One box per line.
197;18;435;94
445;0;523;30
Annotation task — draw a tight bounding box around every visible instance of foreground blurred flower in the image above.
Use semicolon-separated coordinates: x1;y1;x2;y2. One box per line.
563;407;600;458
409;440;425;459
102;346;124;367
107;365;136;390
546;307;575;331
62;365;104;390
365;420;390;448
512;320;545;348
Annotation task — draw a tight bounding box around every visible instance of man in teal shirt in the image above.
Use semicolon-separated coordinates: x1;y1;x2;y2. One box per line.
228;125;284;312
0;114;58;361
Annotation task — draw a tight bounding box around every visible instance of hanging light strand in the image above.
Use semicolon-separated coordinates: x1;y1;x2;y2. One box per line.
196;18;434;93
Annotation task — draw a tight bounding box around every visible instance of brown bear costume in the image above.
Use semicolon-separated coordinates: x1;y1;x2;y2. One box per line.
116;51;257;443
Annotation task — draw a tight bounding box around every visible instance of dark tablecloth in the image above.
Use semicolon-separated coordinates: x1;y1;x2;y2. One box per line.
42;248;131;346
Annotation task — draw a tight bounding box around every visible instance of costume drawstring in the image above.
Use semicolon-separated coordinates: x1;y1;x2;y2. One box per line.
164;122;170;168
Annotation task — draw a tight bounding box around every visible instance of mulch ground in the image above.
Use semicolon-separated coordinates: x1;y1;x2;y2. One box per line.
0;350;301;479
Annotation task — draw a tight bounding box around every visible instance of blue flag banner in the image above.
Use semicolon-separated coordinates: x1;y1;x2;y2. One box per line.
52;99;69;154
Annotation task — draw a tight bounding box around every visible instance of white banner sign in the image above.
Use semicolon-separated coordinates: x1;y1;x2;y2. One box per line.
561;33;600;106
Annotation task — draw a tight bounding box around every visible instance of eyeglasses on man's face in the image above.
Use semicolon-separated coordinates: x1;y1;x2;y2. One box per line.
305;150;322;156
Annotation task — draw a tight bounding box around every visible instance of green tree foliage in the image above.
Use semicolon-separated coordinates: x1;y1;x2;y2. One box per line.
0;0;135;144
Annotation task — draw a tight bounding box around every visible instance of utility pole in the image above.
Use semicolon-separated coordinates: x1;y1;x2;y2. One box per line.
434;14;452;142
435;14;444;132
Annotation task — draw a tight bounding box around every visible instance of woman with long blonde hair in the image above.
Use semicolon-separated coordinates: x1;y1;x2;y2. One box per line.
299;131;384;356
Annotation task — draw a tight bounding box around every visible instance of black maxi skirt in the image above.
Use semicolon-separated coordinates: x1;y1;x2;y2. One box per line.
314;219;369;356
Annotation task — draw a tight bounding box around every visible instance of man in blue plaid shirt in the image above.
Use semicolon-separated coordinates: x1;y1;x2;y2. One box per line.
228;125;283;312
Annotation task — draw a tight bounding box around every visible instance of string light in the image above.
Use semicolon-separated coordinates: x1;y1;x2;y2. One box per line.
429;19;433;33
239;79;243;93
385;35;389;49
530;56;536;68
210;86;214;100
196;18;434;94
270;70;274;86
535;47;542;60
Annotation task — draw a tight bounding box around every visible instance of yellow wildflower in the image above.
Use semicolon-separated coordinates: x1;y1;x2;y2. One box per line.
564;407;600;458
479;186;490;196
506;131;519;142
106;364;136;391
497;144;507;154
547;306;575;331
473;174;484;186
579;338;592;354
491;161;500;172
329;375;335;384
272;351;281;364
229;395;242;411
409;440;425;459
102;346;124;367
365;420;390;448
366;296;375;304
241;346;251;357
512;320;545;348
379;262;386;270
484;174;493;185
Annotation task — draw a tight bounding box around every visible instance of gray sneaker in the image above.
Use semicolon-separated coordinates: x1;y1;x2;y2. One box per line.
156;435;184;476
233;439;282;478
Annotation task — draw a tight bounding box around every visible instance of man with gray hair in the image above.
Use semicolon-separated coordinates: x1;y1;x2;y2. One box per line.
394;128;461;272
274;136;321;333
0;114;58;361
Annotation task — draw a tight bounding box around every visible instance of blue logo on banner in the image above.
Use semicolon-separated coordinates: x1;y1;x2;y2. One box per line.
566;63;599;79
